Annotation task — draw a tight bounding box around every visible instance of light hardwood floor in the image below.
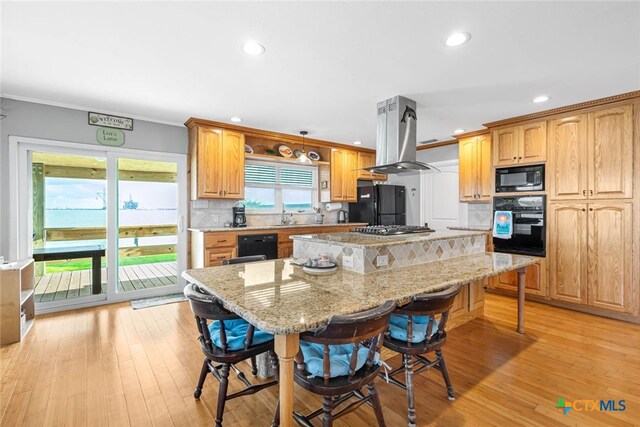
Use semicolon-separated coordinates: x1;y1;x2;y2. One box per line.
1;294;639;426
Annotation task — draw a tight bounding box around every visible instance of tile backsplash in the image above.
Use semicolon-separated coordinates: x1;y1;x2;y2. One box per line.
465;203;492;228
190;200;341;228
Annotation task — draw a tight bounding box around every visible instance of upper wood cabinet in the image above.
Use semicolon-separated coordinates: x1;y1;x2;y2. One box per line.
549;105;633;201
458;134;491;202
587;105;633;199
330;148;358;202
356;152;387;181
493;121;547;167
189;125;245;200
548;115;588;200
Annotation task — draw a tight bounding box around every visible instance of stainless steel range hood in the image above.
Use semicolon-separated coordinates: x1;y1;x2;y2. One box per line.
366;96;438;175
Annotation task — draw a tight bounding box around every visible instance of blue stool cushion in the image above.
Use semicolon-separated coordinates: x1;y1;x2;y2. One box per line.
388;315;439;343
299;341;379;379
208;319;273;351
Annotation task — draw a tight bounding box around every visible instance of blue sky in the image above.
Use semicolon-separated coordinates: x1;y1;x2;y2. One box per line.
45;178;177;209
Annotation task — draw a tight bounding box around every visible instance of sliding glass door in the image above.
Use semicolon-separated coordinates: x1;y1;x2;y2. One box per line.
16;139;187;310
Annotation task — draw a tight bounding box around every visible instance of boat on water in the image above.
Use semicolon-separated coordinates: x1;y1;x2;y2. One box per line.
122;194;139;210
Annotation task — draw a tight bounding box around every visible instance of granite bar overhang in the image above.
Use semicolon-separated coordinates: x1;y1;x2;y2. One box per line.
291;230;487;274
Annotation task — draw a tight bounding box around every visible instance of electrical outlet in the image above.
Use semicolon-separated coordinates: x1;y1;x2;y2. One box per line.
342;255;354;268
211;215;220;223
376;255;388;267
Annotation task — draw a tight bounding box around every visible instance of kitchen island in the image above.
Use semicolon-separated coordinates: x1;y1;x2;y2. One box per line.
182;250;537;427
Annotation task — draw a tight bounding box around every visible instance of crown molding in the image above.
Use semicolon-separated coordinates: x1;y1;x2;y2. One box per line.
483;90;640;128
416;139;458;150
453;129;490;139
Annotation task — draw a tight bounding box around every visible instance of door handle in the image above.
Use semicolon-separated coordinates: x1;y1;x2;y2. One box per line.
178;215;185;232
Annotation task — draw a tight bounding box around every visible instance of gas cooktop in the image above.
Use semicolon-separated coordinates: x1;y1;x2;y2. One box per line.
354;225;436;236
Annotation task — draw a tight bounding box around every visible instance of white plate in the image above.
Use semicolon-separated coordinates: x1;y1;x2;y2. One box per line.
307;151;320;161
278;144;293;158
303;265;338;275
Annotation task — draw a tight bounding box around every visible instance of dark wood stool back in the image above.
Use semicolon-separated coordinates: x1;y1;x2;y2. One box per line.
184;283;278;427
382;284;463;427
293;300;396;426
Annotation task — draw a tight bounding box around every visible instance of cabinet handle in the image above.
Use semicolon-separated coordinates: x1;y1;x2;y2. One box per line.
582;208;586;211
589;208;593;211
512;156;517;160
518;157;522;160
589;190;593;196
582;190;586;196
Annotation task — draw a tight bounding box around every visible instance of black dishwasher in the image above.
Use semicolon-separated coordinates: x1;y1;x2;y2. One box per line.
237;233;278;260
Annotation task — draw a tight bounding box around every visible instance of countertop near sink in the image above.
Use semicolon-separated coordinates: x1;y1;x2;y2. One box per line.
188;223;368;233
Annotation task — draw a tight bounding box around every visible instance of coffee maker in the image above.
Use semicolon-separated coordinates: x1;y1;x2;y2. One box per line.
232;203;247;227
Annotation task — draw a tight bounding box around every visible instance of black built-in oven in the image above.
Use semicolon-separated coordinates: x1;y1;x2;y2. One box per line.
495;164;544;193
493;195;546;257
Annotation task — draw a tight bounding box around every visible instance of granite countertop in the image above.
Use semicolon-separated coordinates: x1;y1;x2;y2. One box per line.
448;226;492;232
289;229;485;248
188;223;368;233
182;252;537;335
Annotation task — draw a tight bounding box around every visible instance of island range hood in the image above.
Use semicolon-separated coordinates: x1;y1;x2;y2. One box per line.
366;95;439;175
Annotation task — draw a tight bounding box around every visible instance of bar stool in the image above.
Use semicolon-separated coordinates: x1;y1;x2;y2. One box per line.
184;282;279;427
292;300;396;427
381;284;462;427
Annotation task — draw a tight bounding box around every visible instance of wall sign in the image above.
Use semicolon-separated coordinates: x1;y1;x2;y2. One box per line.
89;112;133;131
96;127;125;146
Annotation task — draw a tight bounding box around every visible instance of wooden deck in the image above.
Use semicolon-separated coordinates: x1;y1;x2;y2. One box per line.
34;261;177;302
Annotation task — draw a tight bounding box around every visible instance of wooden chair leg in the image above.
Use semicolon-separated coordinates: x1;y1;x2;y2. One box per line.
322;395;334;427
436;349;455;401
194;358;209;399
250;356;258;376
367;381;386;427
270;351;280;427
215;363;231;427
404;354;417;427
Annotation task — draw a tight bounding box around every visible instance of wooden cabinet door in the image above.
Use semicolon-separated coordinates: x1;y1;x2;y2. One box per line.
356;152;374;180
587;202;632;313
520;121;547;164
458;137;478;202
197;127;224;198
221;131;245;199
205;247;237;267
493;127;520;167
477;134;492;201
548;115;588;200
548;203;588;304
587;106;633;200
330;149;345;201
278;242;293;259
449;286;469;318
343;150;358;202
492;261;546;296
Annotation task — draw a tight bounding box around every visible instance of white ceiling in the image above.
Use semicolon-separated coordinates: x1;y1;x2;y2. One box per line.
2;1;639;148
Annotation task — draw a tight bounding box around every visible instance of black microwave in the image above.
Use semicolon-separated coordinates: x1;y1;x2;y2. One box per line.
495;164;544;193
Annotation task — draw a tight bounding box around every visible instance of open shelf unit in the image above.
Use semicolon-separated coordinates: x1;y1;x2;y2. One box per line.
1;259;36;345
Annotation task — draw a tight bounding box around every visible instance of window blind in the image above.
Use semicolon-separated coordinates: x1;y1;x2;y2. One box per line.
280;168;313;187
245;164;277;185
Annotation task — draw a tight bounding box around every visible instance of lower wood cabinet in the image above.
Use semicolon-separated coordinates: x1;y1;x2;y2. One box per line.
205;247;237;267
548;201;633;313
490;259;546;297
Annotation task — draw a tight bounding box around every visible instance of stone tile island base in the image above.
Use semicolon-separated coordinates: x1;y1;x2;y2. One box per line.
291;230;490;333
292;231;486;273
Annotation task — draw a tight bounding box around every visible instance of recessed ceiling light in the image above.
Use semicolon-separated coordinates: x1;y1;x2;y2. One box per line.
242;40;265;55
453;129;465;135
230;116;242;123
533;95;550;103
445;32;471;47
353;141;362;145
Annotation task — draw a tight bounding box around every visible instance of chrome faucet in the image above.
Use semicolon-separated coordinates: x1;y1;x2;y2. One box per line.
280;208;287;225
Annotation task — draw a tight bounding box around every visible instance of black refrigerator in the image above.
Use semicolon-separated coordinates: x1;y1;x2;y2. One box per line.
348;185;406;226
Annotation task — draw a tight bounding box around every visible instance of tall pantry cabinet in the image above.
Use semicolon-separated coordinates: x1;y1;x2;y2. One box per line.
547;104;635;314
